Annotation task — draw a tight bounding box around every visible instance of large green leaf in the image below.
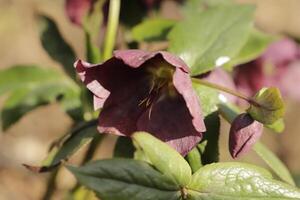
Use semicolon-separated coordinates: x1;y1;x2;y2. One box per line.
0;65;62;95
253;142;295;186
224;29;272;70
132;18;177;42
168;4;254;75
1;83;80;130
0;66;81;130
132;132;192;187
67;159;181;200
38;15;77;79
183;0;234;17
187;162;300;200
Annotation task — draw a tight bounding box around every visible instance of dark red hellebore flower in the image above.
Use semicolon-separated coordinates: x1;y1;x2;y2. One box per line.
75;50;206;155
229;113;263;159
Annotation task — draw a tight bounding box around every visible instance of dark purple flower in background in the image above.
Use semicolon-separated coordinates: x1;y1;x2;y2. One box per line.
234;38;300;101
75;50;206;155
229;113;263;159
65;0;92;26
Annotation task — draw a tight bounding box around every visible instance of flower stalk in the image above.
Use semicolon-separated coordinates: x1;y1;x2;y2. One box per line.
103;0;121;60
192;78;250;102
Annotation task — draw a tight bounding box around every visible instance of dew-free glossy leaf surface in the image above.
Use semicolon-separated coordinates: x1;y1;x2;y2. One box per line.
132;18;176;42
132;132;192;187
0;66;81;130
67;159;181;200
224;29;272;70
168;4;254;75
188;162;300;200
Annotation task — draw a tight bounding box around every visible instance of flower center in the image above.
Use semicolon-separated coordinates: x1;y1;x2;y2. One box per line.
139;62;176;119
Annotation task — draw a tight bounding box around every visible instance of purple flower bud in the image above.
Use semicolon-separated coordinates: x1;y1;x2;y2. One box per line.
75;50;206;155
229;113;263;159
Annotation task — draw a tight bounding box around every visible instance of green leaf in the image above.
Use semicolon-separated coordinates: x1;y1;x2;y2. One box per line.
132;18;177;42
198;112;220;165
132;132;192;187
114;137;135;158
67;159;181;200
0;65;62;95
188;162;300;200
23;121;99;173
1;83;80;130
253;142;295;186
42;120;99;168
183;0;233;16
248;87;285;124
186;147;203;173
0;66;81;130
224;29;273;70
168;4;254;75
192;82;219;117
38;15;77;79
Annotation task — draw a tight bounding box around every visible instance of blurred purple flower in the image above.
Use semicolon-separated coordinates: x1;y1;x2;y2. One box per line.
234;38;300;101
229;113;263;159
75;50;206;155
65;0;92;26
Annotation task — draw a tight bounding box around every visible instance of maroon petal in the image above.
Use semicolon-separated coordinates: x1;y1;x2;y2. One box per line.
114;50;205;133
229;113;263;159
97;75;150;136
137;94;202;156
74;56;147;109
114;50;190;72
173;66;206;133
75;50;206;148
65;0;92;26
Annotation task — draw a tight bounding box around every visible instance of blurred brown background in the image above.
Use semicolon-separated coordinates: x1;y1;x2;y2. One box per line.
0;0;299;199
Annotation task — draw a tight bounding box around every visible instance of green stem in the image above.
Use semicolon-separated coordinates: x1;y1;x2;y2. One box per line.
103;0;121;60
192;78;250;102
